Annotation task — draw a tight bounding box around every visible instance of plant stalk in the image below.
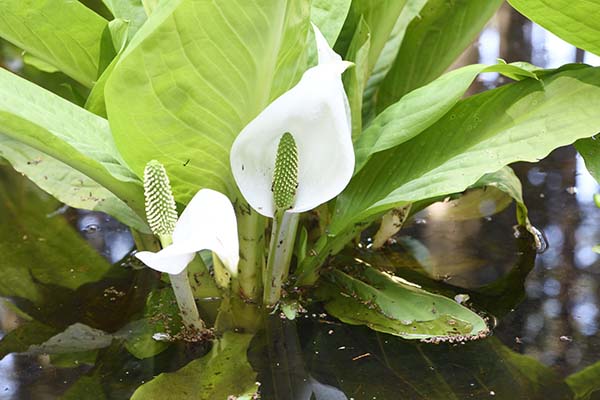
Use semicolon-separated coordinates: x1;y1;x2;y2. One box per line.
158;235;205;331
371;204;412;249
263;211;299;306
233;200;266;302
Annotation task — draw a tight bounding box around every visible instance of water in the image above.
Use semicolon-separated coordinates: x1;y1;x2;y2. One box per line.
2;3;600;400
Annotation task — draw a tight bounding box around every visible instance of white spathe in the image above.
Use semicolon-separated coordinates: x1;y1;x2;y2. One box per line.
135;189;239;275
230;24;354;218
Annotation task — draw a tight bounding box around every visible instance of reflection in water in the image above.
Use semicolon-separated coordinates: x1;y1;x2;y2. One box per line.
73;210;135;264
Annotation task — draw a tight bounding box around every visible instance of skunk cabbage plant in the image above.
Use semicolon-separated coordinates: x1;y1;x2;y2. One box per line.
3;0;600;350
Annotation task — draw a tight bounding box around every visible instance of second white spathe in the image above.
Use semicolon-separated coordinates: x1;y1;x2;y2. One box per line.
135;188;239;275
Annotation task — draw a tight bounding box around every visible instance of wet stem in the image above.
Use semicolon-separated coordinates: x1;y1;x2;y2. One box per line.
158;234;206;331
263;210;300;306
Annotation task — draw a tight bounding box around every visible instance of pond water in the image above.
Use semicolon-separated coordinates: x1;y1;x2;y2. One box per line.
1;4;600;400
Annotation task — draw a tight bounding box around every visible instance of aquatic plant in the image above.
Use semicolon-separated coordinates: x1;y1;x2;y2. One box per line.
1;0;600;371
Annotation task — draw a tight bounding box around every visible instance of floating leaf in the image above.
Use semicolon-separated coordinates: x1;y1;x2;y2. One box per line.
318;265;488;341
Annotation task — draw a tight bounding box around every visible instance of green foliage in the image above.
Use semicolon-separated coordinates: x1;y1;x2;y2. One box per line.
354;63;537;171
0;68;147;228
576;137;600;182
102;0;148;40
377;0;503;111
310;0;352;45
105;0;312;202
318;265;488;340
509;0;600;57
332;66;600;236
0;137;147;231
0;168;116;302
567;361;600;400
0;0;112;87
130;332;258;400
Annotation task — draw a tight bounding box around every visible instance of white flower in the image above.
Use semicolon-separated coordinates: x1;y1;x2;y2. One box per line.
230;24;354;218
135;189;239;275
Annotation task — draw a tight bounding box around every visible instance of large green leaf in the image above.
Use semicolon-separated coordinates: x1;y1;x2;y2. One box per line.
130;332;258;399
508;0;600;57
332;66;600;235
377;0;503;112
0;68;146;220
355;63;538;171
106;0;312;202
0;0;112;87
310;0;352;45
318;264;488;340
0;136;148;231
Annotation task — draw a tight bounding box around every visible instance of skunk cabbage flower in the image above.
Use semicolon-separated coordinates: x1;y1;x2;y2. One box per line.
230;24;354;217
135;188;239;275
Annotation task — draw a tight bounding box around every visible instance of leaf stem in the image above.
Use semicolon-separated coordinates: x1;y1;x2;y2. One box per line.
263;211;299;306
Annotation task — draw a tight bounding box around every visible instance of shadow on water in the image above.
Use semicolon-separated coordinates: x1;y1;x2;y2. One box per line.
1;3;600;400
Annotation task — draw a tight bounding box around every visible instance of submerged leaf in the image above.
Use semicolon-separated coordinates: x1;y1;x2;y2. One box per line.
318;265;488;341
130;332;258;400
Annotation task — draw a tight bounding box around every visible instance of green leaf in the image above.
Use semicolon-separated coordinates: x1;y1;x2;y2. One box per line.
362;0;428;122
343;17;371;140
0;0;112;87
576;137;600;182
355;63;538;171
106;0;312;202
377;0;503;112
509;0;600;57
336;0;408;75
130;332;258;400
318;265;488;340
567;360;600;400
332;66;600;235
310;0;352;45
0;68;146;222
102;0;148;40
0;136;148;231
22;53;60;74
